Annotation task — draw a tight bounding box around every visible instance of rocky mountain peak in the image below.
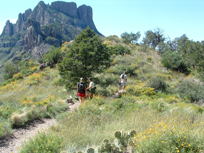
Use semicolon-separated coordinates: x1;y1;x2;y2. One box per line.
37;1;47;8
1;20;14;36
77;5;96;31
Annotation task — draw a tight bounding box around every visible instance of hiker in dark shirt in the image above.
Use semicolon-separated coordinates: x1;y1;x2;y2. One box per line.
77;78;86;103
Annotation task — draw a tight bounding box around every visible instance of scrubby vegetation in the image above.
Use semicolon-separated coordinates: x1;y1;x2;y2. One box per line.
1;27;204;153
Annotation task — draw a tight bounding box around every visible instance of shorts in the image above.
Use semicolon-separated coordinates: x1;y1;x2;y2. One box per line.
78;93;86;97
88;88;95;94
121;82;126;86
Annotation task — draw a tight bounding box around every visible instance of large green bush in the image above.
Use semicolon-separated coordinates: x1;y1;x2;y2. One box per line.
42;47;63;64
161;51;190;74
147;77;168;92
176;80;204;103
20;132;63;153
108;44;131;55
107;64;137;76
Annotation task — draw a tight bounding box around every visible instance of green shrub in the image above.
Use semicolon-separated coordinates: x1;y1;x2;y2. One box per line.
161;51;190;74
147;77;168;92
176;80;204;103
107;64;137;76
96;74;119;87
0;123;6;138
20;69;33;77
20;132;63;153
134;122;204;153
105;35;120;43
110;95;138;111
42;47;63;64
0;121;12;139
90;96;107;106
96;86;111;97
45;36;60;47
108;44;131;55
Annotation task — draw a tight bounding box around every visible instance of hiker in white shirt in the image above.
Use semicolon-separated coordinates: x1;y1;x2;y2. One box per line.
119;72;127;91
86;78;95;99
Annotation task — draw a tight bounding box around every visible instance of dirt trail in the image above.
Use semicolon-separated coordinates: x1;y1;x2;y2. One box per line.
0;102;80;153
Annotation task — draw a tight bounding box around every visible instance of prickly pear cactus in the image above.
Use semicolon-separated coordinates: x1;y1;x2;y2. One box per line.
114;130;137;149
130;130;137;137
84;130;136;153
115;131;121;139
87;148;95;153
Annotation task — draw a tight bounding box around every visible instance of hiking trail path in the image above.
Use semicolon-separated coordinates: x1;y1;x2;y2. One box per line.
0;102;80;153
0;90;125;153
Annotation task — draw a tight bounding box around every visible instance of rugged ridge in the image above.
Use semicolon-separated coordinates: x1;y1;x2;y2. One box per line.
1;1;101;37
0;1;103;67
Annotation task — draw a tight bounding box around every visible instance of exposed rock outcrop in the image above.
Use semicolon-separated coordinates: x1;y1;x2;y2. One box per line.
15;9;32;34
31;43;51;59
77;5;95;30
24;19;43;51
51;1;78;18
1;20;14;36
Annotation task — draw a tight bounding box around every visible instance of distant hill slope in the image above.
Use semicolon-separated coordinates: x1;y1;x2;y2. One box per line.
0;1;102;66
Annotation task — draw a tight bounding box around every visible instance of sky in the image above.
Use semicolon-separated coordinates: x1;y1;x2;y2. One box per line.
0;0;203;42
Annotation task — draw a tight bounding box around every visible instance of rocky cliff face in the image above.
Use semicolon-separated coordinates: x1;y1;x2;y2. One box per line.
51;1;78;18
0;1;102;65
24;18;43;51
1;20;14;36
77;5;96;31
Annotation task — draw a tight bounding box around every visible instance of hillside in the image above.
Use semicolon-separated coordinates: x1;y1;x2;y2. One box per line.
0;1;102;82
0;34;204;152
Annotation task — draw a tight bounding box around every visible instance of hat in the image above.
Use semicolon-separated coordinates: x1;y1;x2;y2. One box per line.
80;78;83;82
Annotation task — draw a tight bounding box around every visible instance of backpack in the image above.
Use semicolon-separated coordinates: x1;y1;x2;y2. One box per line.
122;74;125;79
78;82;85;93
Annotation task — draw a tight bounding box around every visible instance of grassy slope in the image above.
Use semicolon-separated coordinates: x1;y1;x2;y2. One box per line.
1;37;204;152
0;67;71;139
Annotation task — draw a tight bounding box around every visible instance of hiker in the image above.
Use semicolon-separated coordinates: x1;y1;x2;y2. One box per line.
119;72;127;91
86;78;95;99
77;78;86;103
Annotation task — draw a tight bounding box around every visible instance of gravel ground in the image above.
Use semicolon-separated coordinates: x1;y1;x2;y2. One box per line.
0;102;80;153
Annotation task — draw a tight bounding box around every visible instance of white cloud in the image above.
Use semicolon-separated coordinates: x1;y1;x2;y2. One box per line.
9;19;17;24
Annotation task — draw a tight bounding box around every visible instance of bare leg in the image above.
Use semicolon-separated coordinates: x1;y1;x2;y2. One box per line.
81;97;84;103
89;93;91;99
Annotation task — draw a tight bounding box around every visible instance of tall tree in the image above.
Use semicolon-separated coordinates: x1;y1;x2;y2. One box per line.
58;27;111;89
121;31;141;44
143;28;165;49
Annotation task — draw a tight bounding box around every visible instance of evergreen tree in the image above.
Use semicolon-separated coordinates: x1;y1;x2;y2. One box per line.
143;28;165;49
121;31;141;44
58;27;111;89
